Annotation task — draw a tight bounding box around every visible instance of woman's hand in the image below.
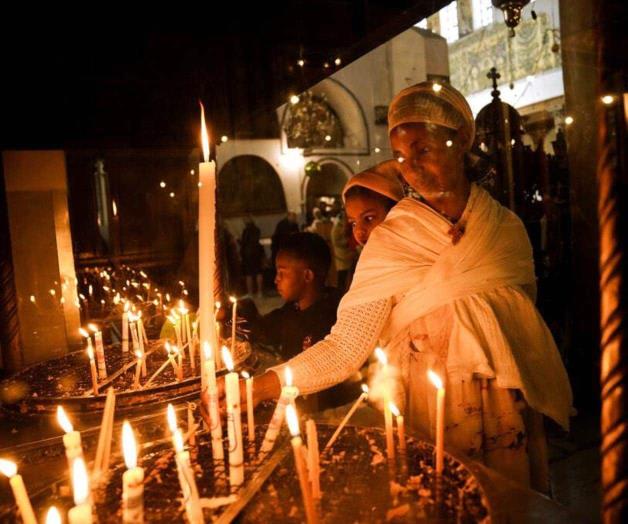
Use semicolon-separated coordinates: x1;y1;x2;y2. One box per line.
199;371;282;427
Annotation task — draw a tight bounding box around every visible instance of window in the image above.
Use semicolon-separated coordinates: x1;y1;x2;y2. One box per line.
439;2;459;43
473;0;494;29
415;18;428;29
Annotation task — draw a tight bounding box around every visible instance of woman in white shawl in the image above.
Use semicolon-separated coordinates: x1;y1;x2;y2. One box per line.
212;81;573;491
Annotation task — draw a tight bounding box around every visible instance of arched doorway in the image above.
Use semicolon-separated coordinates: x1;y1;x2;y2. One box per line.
303;160;351;222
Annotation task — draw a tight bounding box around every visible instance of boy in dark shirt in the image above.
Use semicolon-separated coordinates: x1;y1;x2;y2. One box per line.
250;232;359;409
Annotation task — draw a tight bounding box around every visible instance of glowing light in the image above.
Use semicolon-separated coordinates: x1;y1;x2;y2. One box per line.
72;458;89;505
190;169;195;175
374;147;381;153
526;75;535;83
361;383;369;394
511;139;516;146
229;295;237;304
45;506;61;524
49;289;56;296
446;140;453;147
323;62;330;69
432;82;442;93
334;57;341;66
57;405;74;433
280;148;304;170
290;95;300;105
173;428;184;453
389;402;400;417
397;156;405;164
167;404;177;433
203;342;212;361
241;371;250;379
601;95;615;105
198;182;202;187
286;404;300;436
564;116;574;126
112;200;118;217
30;295;36;303
297;59;305;67
427;369;443;390
221;346;234;372
88;323;99;334
374;347;388;366
0;459;17;477
169;192;175;198
160;181;166;188
324;134;332;142
122;420;137;470
285;366;293;387
200;101;210;162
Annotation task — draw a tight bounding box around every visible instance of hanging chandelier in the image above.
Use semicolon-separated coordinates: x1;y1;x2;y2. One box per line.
283;91;342;150
492;0;531;37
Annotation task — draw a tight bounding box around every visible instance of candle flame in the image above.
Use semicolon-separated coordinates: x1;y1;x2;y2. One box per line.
45;506;61;524
374;347;388;366
72;457;89;506
203;341;212;361
200;101;210;162
361;383;369;394
135;350;143;360
215;301;221;310
241;371;250;380
173;428;184;453
286;404;300;437
79;327;89;338
112;200;118;216
167;403;177;433
0;458;17;477
221;346;234;372
88;323;99;333
285;366;293;387
122;420;137;470
427;369;444;390
57;405;74;433
389;402;400;417
229;295;237;304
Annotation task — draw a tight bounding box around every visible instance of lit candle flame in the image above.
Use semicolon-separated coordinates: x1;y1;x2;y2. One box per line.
221;346;234;372
229;295;237;304
374;347;388;366
88;323;99;333
79;327;89;338
0;458;17;477
122;420;137;470
173;428;184;453
241;371;250;380
200;101;210;163
286;404;300;437
203;341;212;361
215;301;221;310
389;402;400;417
427;369;444;390
361;383;369;394
112;200;118;216
134;350;143;360
45;506;61;524
167;403;177;433
57;405;74;433
285;366;293;387
72;457;89;505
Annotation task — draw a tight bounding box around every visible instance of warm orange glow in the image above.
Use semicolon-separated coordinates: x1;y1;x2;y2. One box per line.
229;295;237;305
427;369;444;390
286;404;300;437
200;101;210;163
79;327;89;338
88;323;99;333
72;457;89;505
87;344;95;361
57;405;74;433
389;402;400;417
222;346;234;372
134;350;143;360
45;506;61;524
203;341;212;361
0;458;17;477
167;403;177;433
122;421;137;470
374;347;388;366
361;384;369;394
241;371;250;380
215;300;222;310
285;366;293;387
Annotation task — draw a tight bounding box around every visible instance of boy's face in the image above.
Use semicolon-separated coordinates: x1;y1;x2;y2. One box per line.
274;252;315;302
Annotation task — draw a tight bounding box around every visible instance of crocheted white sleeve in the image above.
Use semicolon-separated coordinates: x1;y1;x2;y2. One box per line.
269;298;391;395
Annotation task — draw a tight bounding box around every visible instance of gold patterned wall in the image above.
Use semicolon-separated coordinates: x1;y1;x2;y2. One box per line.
449;13;561;96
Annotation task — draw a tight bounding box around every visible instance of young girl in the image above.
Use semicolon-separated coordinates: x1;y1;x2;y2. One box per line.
343;160;405;246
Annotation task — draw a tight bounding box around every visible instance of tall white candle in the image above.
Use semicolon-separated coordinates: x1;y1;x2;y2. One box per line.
259;367;299;457
229;296;238;359
122;302;130;352
390;402;406;453
428;370;446;475
121;421;144;524
0;459;37;524
133;351;143;390
306;419;321;499
241;371;255;443
375;348;395;460
57;405;84;479
222;346;243;488
324;384;369;451
69;457;92;524
286;405;318;524
198;102;218;384
88;324;107;380
203;343;224;461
